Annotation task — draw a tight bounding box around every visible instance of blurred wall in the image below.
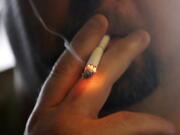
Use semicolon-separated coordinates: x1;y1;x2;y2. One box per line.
0;1;22;135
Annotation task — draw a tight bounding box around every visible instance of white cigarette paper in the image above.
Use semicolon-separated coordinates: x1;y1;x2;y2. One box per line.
83;35;110;78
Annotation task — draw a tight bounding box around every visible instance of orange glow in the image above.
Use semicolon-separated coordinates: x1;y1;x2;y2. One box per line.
77;73;106;93
69;71;108;102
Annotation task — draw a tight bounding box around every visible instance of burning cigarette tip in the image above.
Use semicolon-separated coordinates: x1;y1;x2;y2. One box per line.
82;35;110;79
82;69;94;79
82;64;97;79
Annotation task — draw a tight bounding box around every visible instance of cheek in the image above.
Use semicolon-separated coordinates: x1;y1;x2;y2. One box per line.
137;0;180;32
137;0;180;59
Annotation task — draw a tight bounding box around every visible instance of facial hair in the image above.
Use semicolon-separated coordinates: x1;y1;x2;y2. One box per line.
61;0;159;111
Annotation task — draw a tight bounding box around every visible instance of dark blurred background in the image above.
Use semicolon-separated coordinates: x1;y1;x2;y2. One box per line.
0;0;23;134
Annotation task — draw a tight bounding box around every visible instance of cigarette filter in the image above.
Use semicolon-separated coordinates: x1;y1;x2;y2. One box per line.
82;35;110;79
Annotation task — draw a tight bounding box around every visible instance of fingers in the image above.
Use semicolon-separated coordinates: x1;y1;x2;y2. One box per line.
63;30;150;117
100;30;150;84
38;14;108;108
98;112;175;135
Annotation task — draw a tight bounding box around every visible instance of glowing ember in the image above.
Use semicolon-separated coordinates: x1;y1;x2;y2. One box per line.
82;64;97;79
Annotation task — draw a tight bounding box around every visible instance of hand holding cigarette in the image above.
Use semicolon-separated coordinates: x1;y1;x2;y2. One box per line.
25;14;175;135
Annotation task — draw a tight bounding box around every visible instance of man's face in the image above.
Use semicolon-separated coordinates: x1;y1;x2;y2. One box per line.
27;0;180;111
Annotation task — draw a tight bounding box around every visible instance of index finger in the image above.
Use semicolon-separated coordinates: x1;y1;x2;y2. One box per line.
36;14;109;108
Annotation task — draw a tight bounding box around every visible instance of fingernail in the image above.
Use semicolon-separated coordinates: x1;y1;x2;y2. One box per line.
127;29;151;53
86;14;109;29
138;29;151;45
131;29;151;45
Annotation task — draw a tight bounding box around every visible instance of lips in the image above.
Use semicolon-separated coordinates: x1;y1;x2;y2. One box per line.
64;0;147;41
96;0;146;38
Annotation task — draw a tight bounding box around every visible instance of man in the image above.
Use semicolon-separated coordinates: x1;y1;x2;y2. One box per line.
5;0;180;134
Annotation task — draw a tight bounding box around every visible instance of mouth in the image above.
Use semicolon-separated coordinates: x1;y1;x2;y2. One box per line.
109;33;128;40
65;0;146;42
95;0;147;39
100;12;145;40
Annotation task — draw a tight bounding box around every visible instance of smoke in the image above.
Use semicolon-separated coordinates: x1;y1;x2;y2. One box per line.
28;0;83;63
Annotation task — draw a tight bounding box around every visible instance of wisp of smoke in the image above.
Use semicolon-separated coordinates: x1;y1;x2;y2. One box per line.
28;0;83;63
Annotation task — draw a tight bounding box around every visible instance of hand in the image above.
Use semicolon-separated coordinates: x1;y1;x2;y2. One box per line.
24;14;175;135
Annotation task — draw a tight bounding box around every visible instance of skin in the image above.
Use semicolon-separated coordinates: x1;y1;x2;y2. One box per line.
7;0;180;134
25;15;175;135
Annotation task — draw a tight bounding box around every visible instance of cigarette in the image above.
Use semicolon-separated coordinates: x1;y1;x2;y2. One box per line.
82;35;110;79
